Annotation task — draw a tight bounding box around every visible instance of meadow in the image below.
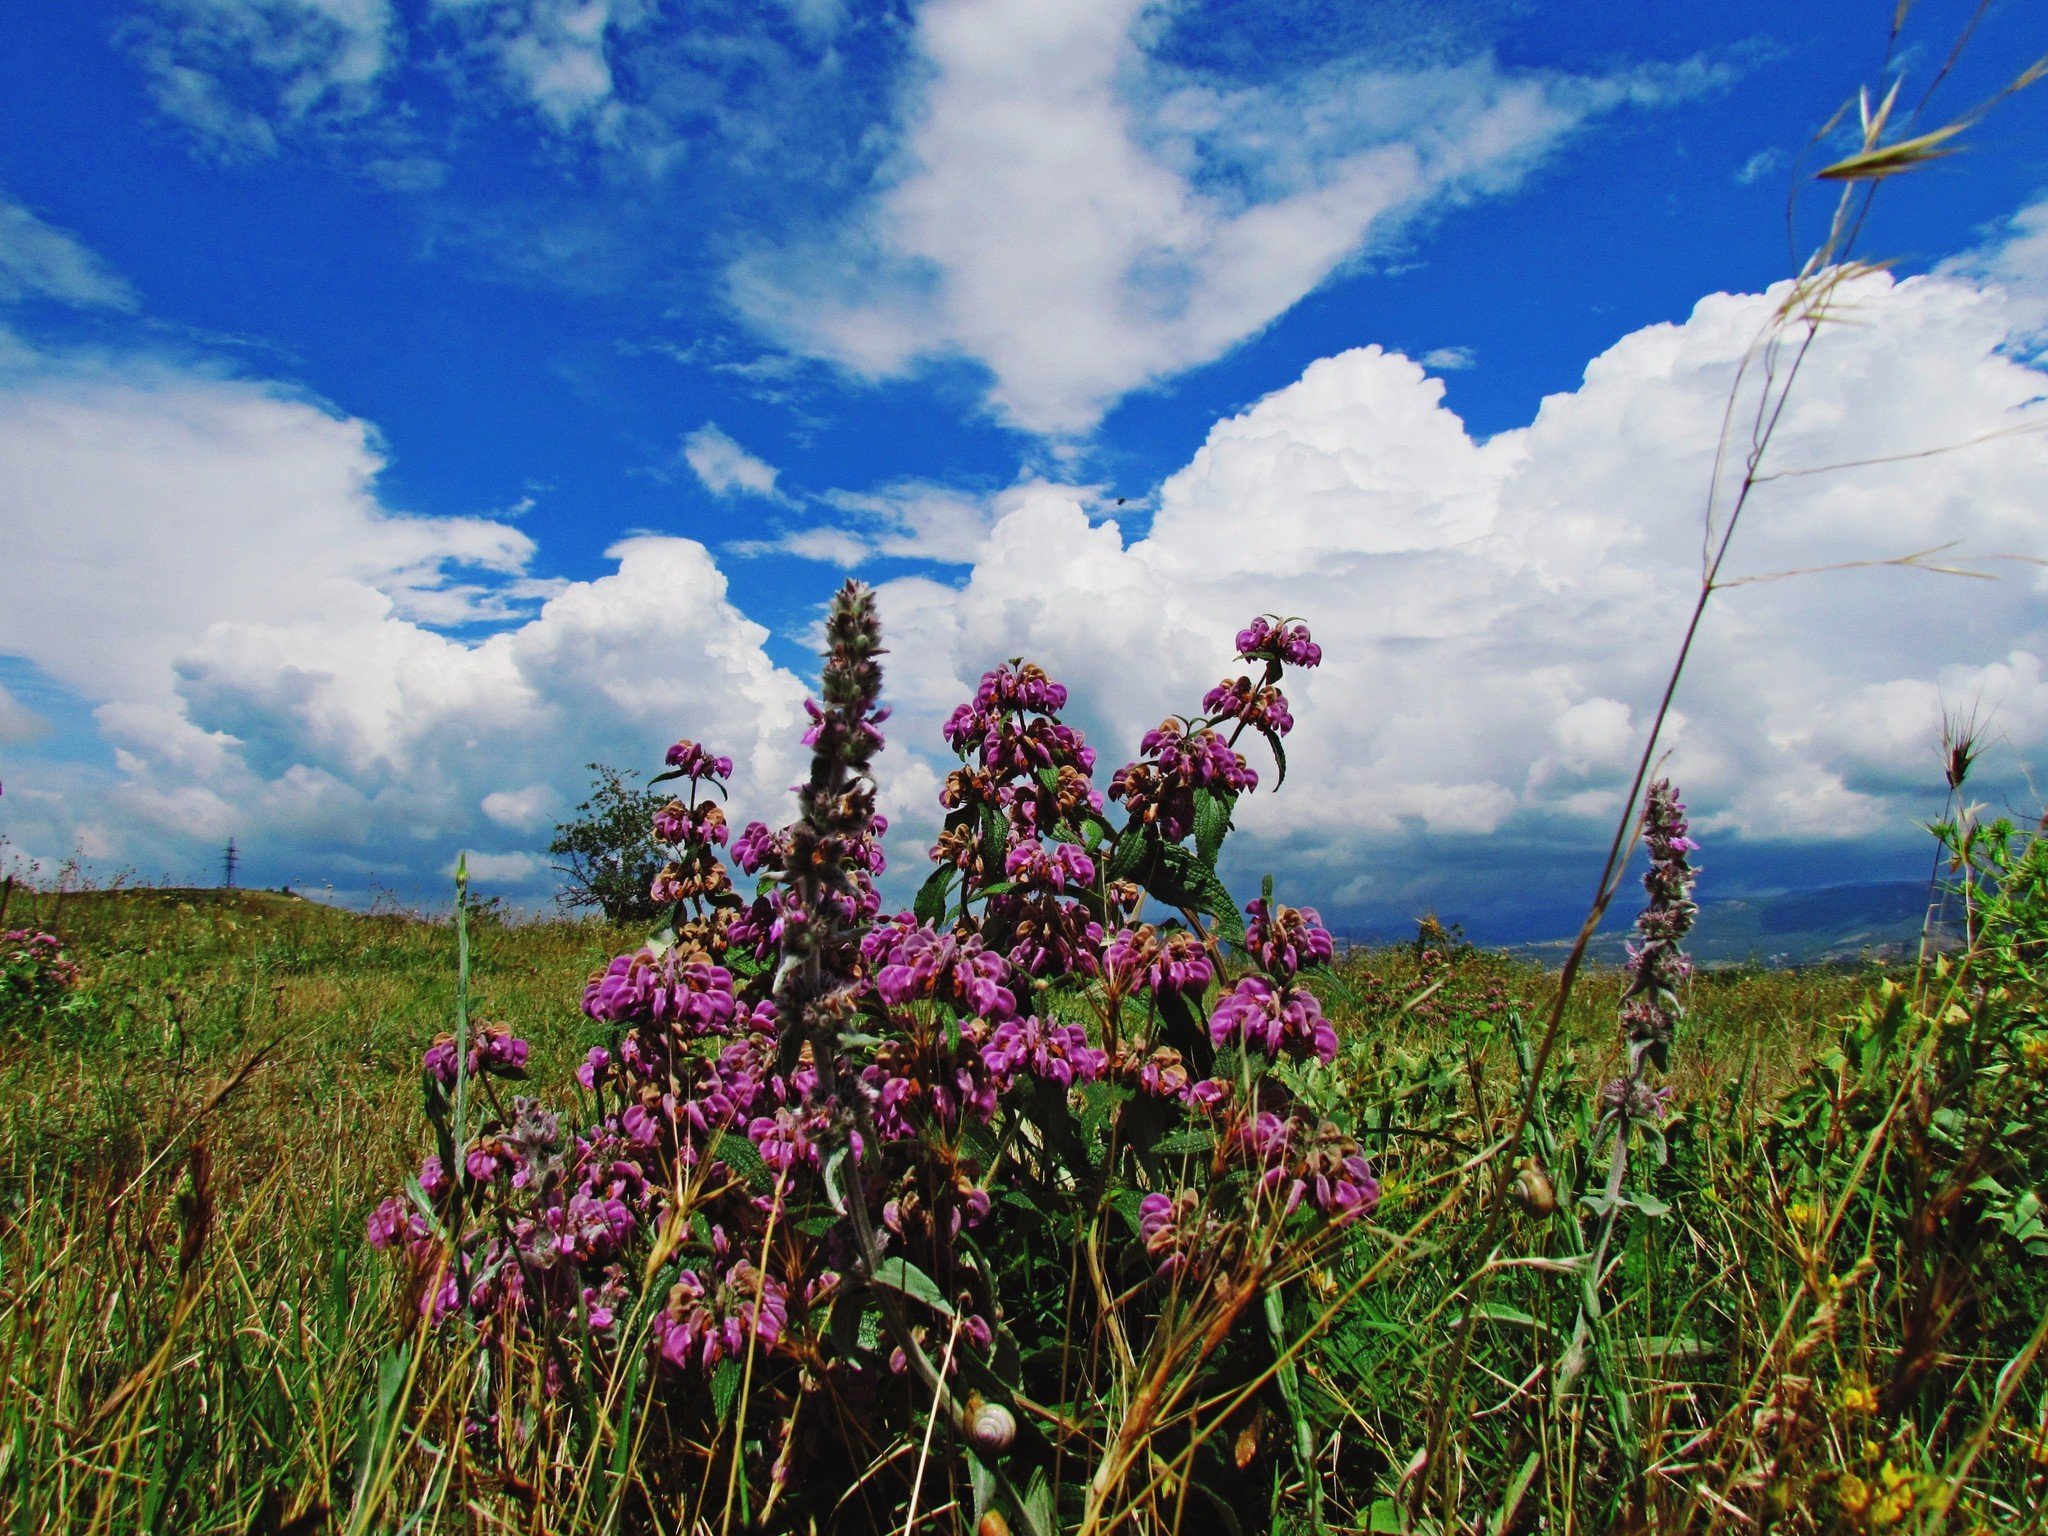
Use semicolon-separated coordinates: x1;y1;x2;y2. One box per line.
3;810;2043;1533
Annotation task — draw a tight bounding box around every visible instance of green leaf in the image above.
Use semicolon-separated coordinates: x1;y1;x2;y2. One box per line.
1259;725;1288;788
1193;788;1235;871
913;865;955;927
1107;828;1154;884
978;807;1009;891
1144;844;1247;946
871;1257;954;1316
710;1357;741;1420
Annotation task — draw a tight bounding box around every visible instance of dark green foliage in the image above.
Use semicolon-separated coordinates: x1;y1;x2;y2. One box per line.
546;761;667;924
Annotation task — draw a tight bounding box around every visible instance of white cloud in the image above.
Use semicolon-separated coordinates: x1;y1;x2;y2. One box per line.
1419;345;1475;371
431;0;658;140
682;421;785;499
733;479;1008;566
0;198;140;311
0;681;47;746
1736;146;1786;186
127;0;397;155
481;783;555;829
0;332;808;895
1941;191;2048;346
9;255;2047;927
463;849;546;883
729;0;1721;435
859;268;2048;918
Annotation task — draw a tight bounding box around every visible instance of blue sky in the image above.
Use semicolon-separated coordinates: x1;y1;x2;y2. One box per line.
2;0;2045;938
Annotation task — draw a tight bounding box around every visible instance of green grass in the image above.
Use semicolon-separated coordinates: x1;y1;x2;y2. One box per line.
2;887;2042;1533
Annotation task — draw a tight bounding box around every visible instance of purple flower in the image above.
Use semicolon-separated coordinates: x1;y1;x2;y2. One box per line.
577;1046;614;1091
654;798;729;848
1235;617;1322;669
422;1023;531;1086
582;949;739;1034
664;739;734;782
1619;779;1699;1068
983;1014;1108;1087
732;821;785;875
1245;899;1334;979
863;917;1019;1022
1109;719;1257;842
1209;976;1338;1064
652;1263;788;1373
1201;676;1294;736
1004;839;1095;893
1103;925;1214;997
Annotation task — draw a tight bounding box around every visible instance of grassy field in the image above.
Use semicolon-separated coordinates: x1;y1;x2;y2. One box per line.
2;880;2044;1533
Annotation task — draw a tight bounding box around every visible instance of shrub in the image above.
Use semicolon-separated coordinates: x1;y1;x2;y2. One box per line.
0;927;81;1031
548;762;673;925
371;585;1372;1531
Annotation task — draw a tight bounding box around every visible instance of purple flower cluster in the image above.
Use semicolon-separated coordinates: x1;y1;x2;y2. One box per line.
1204;1100;1378;1225
862;916;1018;1023
1;929;81;1012
1103;924;1214;998
422;1021;530;1086
652;1262;789;1371
1235;617;1322;669
665;738;735;782
1004;839;1094;892
582;950;741;1035
654;797;728;848
984;1014;1109;1087
1244;899;1334;978
1209;975;1339;1064
1201;676;1294;737
367;597;1390;1485
1139;1190;1225;1278
1619;779;1699;1071
1109;719;1259;842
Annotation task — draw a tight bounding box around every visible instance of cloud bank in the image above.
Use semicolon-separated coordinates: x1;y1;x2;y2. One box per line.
728;0;1723;435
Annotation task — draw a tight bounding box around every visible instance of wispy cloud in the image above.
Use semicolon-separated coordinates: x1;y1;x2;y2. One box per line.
727;0;1729;437
1420;345;1476;371
681;421;786;499
0;197;139;311
125;0;398;157
1736;146;1786;185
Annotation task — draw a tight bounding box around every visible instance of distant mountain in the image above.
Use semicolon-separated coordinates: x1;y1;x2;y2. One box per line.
1510;880;1952;968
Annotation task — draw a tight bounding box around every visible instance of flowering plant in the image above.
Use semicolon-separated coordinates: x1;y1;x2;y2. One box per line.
370;591;1371;1531
0;928;81;1029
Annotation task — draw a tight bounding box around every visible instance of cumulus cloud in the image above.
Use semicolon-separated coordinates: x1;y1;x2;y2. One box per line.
1941;190;2048;346
126;0;397;155
7;248;2046;929
0;197;140;311
0;332;807;897
682;421;785;500
728;0;1721;436
859;267;2048;926
0;681;47;746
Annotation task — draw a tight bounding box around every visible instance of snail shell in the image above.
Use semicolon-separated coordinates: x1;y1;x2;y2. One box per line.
964;1396;1017;1454
978;1514;1012;1536
1513;1159;1558;1217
